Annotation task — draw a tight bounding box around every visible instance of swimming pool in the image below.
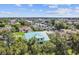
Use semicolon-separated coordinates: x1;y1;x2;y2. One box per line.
24;32;50;41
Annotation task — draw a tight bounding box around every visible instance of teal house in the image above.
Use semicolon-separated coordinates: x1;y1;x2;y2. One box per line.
24;32;50;43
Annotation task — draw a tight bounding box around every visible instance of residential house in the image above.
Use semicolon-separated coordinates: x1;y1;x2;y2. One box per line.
32;23;54;31
19;26;32;32
0;35;4;40
0;25;12;32
9;19;17;25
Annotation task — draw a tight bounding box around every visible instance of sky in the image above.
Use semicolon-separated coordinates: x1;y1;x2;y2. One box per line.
0;4;79;17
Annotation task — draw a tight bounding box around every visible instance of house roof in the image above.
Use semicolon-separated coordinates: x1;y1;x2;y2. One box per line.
24;32;50;41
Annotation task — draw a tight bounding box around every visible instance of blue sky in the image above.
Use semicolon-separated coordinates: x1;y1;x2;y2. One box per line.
0;4;79;17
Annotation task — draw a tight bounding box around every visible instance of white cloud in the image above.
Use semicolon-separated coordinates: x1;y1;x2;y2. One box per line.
74;7;79;13
16;4;21;7
46;5;79;16
46;10;54;13
75;6;79;9
0;11;14;14
45;8;75;17
48;4;58;8
56;8;72;14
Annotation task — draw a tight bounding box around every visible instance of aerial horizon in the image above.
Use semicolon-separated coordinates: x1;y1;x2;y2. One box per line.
0;4;79;17
0;16;79;18
1;4;79;55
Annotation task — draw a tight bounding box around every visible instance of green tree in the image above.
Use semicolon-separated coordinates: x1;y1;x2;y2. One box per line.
55;20;68;30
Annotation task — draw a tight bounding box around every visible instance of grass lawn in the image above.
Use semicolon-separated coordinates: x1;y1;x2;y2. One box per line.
12;32;25;40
